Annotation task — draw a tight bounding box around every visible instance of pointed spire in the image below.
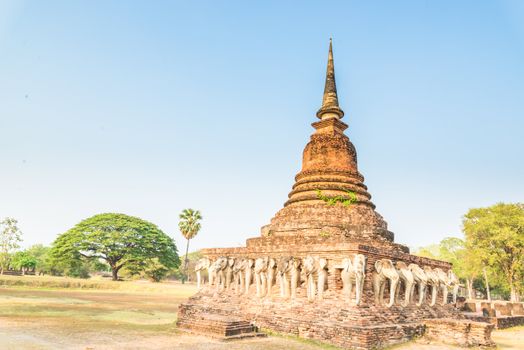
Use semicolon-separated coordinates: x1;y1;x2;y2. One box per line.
316;38;344;119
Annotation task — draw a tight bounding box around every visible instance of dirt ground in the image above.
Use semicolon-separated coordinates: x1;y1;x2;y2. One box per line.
0;283;522;350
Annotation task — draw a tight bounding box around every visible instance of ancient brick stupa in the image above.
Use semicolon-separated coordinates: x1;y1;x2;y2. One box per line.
261;39;391;244
177;41;494;350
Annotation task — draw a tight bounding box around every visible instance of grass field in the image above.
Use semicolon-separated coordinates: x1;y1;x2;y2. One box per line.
0;275;522;350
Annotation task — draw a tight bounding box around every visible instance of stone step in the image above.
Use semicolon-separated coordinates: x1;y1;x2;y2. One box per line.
176;313;265;339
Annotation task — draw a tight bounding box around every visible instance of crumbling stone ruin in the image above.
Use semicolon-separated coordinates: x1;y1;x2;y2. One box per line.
178;40;495;349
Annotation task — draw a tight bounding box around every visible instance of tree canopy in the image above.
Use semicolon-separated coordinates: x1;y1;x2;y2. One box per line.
415;202;524;302
178;209;202;241
0;217;23;274
463;203;524;302
178;208;202;283
10;251;37;274
51;213;180;280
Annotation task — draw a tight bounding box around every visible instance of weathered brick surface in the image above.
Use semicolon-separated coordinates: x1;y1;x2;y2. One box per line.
176;312;263;339
178;283;464;349
463;302;477;312
495;316;524;329
510;302;524;315
423;319;495;347
465;301;524;329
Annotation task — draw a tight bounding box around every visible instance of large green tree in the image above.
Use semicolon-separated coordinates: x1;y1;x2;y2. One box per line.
0;217;23;274
51;213;180;281
10;251;37;275
463;203;524;302
178;209;202;283
25;244;52;275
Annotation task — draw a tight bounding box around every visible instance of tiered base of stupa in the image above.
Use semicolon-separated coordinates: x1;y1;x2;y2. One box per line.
179;289;446;349
177;234;495;349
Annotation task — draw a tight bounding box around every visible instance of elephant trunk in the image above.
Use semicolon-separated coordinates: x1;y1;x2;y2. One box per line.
386;278;399;308
441;285;448;305
416;283;425;306
430;285;437;306
402;280;413;307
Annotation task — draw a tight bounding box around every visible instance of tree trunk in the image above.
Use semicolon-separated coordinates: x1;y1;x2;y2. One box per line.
112;267;119;281
182;238;190;284
510;284;518;302
483;268;491;301
466;278;474;299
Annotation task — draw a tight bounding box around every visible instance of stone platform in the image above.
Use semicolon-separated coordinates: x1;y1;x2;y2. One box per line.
462;300;524;329
178;281;464;349
423;319;495;347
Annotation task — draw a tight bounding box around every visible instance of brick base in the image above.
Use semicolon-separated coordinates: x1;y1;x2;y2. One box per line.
423;318;495;347
177;287;471;349
176;313;266;340
465;314;524;329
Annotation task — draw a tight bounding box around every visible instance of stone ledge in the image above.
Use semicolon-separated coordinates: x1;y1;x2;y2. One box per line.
176;313;266;340
423;318;496;347
464;314;524;329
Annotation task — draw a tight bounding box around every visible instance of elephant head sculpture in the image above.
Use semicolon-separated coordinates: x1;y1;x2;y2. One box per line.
277;256;293;298
225;257;236;290
290;257;302;299
303;256;327;301
243;258;254;295
316;258;328;300
232;258;245;294
206;258;217;286
396;261;414;307
339;254;366;305
408;263;427;306
212;257;228;291
423;266;440;306
254;257;269;297
434;268;450;305
303;256;317;301
373;259;400;307
266;257;277;294
448;269;460;303
194;257;210;289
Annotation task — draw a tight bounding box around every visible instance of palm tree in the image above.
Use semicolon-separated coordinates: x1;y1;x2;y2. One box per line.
178;208;202;284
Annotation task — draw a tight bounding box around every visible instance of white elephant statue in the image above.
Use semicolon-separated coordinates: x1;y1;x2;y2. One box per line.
338;254;366;305
277;256;293;298
448;269;460;303
303;256;316;301
408;263;427;306
194;257;210;289
211;257;228;291
232;258;245;295
396;261;414;307
266;257;277;295
373;259;400;307
424;266;440;306
243;258;254;295
303;256;328;301
225;257;235;290
206;258;216;286
317;258;328;300
435;268;450;305
254;257;269;297
290;257;302;299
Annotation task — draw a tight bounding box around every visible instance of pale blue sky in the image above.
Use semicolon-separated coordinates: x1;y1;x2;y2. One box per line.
1;1;523;253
